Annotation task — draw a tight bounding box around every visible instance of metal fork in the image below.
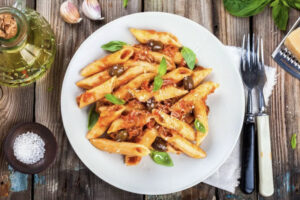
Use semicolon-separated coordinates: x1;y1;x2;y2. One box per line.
240;34;257;194
255;38;274;197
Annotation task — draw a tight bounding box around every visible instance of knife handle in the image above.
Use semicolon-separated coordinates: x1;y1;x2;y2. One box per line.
240;121;255;194
257;115;274;197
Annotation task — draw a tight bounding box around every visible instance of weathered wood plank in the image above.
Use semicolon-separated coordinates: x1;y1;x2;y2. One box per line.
252;6;300;200
34;0;143;199
284;9;300;200
144;0;215;199
0;1;34;200
212;1;258;200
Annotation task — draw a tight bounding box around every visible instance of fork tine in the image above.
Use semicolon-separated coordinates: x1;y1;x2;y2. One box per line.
261;38;264;68
241;34;246;71
247;34;251;67
257;37;260;69
252;34;255;65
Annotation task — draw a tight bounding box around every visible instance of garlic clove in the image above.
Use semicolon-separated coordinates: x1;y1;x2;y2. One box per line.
82;0;104;21
60;1;82;24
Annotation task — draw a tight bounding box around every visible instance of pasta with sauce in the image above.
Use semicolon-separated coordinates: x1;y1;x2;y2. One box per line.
76;28;219;166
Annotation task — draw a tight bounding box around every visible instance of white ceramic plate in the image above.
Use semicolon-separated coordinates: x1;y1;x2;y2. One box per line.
61;12;245;195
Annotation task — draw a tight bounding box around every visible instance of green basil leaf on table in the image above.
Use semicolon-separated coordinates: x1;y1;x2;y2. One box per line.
194;119;206;133
123;0;128;8
284;0;300;9
150;150;174;167
291;133;297;150
223;0;271;17
153;57;167;91
105;94;126;105
88;104;99;130
271;0;290;31
101;41;127;52
181;46;196;70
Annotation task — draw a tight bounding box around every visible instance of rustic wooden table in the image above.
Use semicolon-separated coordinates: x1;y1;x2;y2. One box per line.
0;0;299;200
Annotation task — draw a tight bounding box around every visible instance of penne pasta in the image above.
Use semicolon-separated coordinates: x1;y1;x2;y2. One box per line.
159;130;206;158
162;67;192;83
125;128;158;166
86;105;126;139
132;47;176;69
152;109;195;141
76;70;111;89
77;76;116;108
114;63;158;88
81;46;134;77
154;86;188;102
173;51;183;64
167;143;181;155
192;67;212;87
171;81;219;115
130;28;182;47
75;28;219;166
114;73;156;100
107;112;152;133
90;138;150;157
130;86;188;102
194;100;209;145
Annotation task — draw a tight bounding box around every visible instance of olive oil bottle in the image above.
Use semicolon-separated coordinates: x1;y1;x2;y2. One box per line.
0;1;56;87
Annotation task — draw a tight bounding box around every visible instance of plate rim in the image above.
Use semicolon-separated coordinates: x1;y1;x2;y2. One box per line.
60;11;245;195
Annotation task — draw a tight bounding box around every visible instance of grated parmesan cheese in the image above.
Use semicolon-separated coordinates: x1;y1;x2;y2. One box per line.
13;132;45;165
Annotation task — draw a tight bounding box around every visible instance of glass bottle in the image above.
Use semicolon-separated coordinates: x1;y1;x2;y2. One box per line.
0;0;56;87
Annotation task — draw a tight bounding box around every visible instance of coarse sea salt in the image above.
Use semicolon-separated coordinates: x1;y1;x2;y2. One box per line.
13;132;45;165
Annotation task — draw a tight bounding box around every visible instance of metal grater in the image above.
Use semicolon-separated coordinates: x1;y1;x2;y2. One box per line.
272;17;300;80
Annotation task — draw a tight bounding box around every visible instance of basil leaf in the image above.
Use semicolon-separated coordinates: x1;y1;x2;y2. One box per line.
194;119;206;133
223;0;271;17
150;150;174;167
153;57;167;91
105;94;125;105
181;47;196;70
101;41;127;52
291;133;297;150
153;76;163;91
88;104;99;130
271;0;289;31
158;57;167;76
284;0;300;9
123;0;128;8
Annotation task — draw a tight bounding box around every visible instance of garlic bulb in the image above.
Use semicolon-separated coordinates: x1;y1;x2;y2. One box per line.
60;1;82;24
82;0;104;21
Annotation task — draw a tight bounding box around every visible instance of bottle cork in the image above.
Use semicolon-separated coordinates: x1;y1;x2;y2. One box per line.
0;13;18;40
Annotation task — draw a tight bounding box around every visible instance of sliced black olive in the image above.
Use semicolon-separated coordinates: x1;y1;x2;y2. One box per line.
115;129;128;142
146;97;156;111
152;137;167;152
183;76;194;90
147;40;164;51
108;65;125;77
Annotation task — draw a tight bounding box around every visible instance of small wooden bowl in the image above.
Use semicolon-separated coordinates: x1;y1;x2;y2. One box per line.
3;122;57;174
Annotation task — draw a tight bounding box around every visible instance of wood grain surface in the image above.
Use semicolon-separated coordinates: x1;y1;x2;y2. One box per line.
0;0;299;200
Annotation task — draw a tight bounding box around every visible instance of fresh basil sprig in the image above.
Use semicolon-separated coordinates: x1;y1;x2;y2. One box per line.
223;0;300;31
150;150;174;167
223;0;271;17
291;133;297;150
271;0;289;30
88;104;99;130
181;47;196;70
194;119;206;133
101;41;127;52
105;94;125;105
284;0;300;9
153;57;167;91
123;0;128;8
